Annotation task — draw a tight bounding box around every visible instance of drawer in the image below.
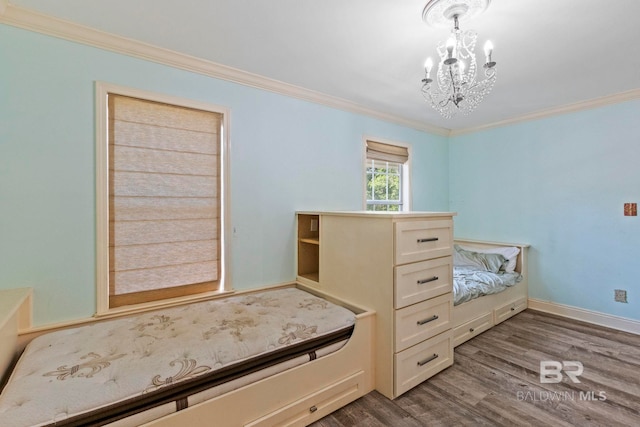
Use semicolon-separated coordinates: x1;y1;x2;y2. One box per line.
394;330;453;397
453;312;493;347
395;257;452;308
395;293;452;352
394;220;453;265
245;370;365;427
494;297;527;324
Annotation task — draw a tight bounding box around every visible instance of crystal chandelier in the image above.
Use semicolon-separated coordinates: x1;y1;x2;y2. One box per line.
420;0;497;118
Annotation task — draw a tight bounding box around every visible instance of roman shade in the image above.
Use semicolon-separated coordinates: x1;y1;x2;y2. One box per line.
108;94;222;307
365;140;409;164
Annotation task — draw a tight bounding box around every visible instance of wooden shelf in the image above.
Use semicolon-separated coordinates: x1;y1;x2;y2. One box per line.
299;238;320;245
299;272;319;282
297;214;320;284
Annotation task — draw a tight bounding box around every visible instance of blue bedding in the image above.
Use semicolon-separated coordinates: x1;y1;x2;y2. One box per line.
452;244;522;306
453;266;522;306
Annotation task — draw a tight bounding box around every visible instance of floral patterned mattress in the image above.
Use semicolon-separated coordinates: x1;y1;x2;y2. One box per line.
0;287;356;426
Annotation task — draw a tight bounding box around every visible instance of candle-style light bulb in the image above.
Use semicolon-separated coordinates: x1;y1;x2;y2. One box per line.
444;37;458;65
423;57;434;83
424;58;433;75
446;37;455;59
484;40;493;61
483;40;496;68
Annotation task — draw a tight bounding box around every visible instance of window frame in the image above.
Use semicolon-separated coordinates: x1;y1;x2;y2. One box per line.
363;137;411;212
95;82;231;316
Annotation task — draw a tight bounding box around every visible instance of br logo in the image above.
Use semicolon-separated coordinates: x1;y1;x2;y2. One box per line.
539;361;583;383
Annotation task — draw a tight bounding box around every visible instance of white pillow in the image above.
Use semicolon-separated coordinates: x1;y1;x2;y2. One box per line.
456;244;520;273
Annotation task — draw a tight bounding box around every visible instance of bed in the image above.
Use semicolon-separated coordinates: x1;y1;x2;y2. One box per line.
451;239;529;347
0;285;374;427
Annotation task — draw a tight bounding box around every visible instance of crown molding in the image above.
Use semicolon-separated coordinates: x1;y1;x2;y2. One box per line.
452;88;640;136
0;3;450;137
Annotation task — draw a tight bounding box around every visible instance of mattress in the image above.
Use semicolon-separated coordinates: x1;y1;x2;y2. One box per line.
0;287;356;427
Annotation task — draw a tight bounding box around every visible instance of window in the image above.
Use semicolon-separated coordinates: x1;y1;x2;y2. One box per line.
366;158;403;211
365;140;409;211
96;83;228;313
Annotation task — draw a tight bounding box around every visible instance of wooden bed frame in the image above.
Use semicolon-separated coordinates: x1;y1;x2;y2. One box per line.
0;288;32;386
0;284;374;427
452;239;530;347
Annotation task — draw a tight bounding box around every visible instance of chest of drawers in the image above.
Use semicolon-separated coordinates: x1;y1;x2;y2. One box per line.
296;211;454;399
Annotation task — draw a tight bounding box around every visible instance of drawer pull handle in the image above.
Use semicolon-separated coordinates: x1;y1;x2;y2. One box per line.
417;353;439;366
417;315;439;325
469;327;475;333
309;405;318;413
417;276;439;285
417;237;439;243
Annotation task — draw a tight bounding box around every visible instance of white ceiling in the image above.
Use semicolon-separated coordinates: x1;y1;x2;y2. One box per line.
9;0;640;131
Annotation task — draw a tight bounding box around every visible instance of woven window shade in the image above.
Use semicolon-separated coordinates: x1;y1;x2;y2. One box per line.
366;140;409;164
108;95;221;307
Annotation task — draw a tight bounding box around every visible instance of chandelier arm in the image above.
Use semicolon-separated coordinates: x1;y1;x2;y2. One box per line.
422;82;453;109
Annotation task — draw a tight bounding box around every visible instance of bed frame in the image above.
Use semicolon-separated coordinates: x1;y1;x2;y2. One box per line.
0;288;32;387
0;284;374;427
452;239;530;347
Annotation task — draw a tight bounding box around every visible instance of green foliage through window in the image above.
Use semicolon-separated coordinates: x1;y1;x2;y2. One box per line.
366;159;402;211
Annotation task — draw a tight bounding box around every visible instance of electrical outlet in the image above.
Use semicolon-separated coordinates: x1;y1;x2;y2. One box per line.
614;289;628;303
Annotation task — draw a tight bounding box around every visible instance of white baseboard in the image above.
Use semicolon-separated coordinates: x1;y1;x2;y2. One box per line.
528;298;640;335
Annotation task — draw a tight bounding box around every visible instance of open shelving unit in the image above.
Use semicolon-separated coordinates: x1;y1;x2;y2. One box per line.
297;214;320;284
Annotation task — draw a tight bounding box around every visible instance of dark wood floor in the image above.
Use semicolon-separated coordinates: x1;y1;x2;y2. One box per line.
311;310;640;427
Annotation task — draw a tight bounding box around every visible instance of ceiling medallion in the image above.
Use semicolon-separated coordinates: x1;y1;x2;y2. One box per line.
420;0;496;118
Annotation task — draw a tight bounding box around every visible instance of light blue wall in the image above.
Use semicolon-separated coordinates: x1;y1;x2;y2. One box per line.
6;22;634;327
0;25;449;326
450;100;640;321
